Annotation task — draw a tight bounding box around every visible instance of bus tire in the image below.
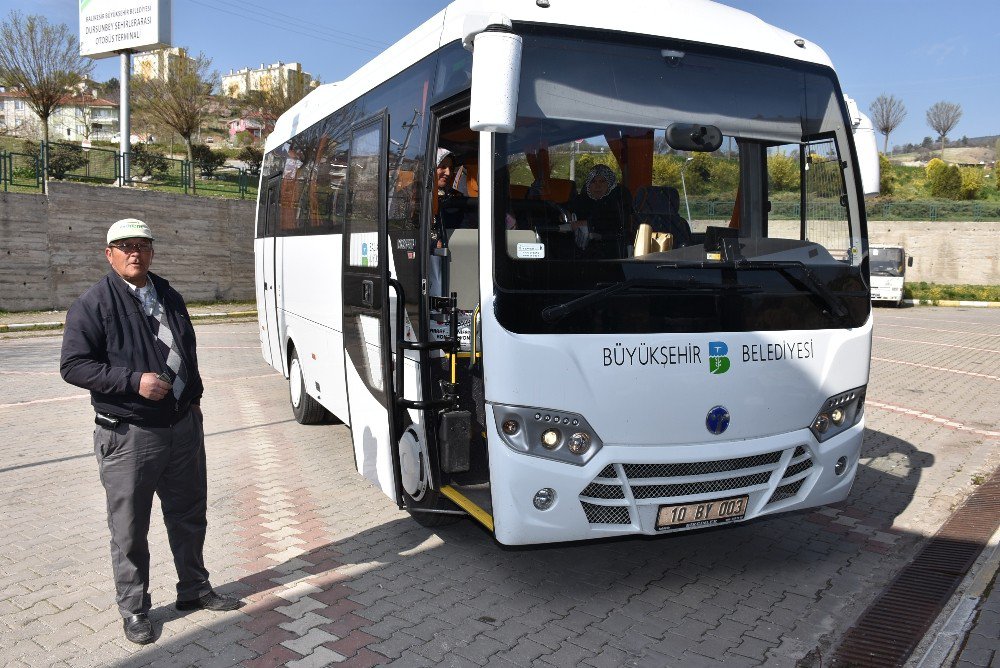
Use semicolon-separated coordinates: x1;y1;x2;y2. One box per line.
289;348;326;424
399;424;461;527
405;487;462;527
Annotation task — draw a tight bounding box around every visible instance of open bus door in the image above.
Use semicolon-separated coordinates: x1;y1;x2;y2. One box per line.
341;112;403;504
257;175;282;370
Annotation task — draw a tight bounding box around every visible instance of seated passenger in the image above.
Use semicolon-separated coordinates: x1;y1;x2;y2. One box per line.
566;164;633;257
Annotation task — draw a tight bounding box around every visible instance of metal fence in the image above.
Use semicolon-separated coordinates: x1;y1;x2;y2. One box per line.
681;199;1000;222
0;138;258;200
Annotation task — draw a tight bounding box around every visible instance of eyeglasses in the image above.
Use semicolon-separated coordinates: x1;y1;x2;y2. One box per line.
109;242;153;254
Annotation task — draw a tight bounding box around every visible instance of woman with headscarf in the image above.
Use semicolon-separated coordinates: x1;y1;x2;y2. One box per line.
567;164;633;257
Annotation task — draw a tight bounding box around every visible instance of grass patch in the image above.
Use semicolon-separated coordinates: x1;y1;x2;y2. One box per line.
904;282;1000;302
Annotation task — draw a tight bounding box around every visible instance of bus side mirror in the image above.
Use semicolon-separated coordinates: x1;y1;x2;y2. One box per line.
908;256;914;267
844;95;880;196
468;21;522;133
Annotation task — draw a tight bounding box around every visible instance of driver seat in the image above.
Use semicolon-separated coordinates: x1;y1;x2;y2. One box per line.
633;186;692;247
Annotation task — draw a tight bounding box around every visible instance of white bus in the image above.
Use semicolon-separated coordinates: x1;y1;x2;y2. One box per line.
869;245;912;306
255;0;879;545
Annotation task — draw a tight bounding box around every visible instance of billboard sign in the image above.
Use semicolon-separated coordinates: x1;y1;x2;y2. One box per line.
79;0;172;60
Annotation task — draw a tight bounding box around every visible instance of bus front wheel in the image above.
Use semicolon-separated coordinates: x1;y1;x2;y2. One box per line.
289;348;326;424
399;424;461;527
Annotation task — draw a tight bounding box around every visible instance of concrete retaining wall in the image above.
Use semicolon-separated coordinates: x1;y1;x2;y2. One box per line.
0;184;997;311
1;182;256;311
868;220;999;286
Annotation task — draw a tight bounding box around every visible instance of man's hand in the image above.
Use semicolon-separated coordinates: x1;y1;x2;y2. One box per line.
138;372;172;401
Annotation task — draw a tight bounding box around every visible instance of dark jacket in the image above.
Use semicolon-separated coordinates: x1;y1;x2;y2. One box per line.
60;271;203;426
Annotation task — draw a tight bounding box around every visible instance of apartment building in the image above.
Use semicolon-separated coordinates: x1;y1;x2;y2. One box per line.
221;61;314;98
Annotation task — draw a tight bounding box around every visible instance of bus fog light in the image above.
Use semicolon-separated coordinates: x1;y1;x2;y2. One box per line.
502;419;520;436
813;415;830;434
567;432;591;455
533;488;556;510
835;456;847;475
541;428;561;449
830;408;845;426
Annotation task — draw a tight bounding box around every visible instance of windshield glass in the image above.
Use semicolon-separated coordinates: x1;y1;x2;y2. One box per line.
870;247;905;276
493;32;869;334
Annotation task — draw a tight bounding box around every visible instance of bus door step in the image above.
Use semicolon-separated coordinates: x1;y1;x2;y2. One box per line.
440;410;471;473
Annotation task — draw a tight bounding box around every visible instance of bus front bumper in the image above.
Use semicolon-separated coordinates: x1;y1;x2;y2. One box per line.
487;416;864;546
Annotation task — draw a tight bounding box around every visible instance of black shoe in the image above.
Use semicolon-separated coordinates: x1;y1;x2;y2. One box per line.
123;613;154;645
175;590;241;612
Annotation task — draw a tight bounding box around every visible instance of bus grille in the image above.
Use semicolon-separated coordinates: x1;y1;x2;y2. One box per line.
581;502;631;525
579;445;815;527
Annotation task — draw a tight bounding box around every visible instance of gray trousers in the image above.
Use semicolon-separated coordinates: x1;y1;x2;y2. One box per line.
94;409;212;617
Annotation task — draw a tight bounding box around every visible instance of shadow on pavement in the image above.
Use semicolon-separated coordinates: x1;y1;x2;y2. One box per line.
114;427;940;667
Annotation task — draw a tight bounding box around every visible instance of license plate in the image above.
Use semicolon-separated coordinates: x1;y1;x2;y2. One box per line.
656;495;748;530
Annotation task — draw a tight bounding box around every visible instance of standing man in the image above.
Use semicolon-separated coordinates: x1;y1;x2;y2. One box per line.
60;218;240;645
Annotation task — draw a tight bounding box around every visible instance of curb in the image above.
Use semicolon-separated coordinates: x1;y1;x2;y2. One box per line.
902;299;1000;308
0;310;258;333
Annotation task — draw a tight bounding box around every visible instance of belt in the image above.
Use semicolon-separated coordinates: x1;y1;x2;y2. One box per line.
95;407;190;429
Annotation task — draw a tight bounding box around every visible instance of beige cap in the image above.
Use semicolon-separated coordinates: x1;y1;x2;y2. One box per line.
107;218;154;245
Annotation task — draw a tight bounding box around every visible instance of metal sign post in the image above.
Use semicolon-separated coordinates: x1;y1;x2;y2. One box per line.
119;50;131;185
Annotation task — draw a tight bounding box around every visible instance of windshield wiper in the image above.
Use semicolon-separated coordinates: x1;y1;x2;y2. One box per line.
655;259;851;323
743;260;851;321
541;278;759;323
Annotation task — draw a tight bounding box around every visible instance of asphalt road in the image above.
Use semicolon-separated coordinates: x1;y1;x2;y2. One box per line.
0;306;997;667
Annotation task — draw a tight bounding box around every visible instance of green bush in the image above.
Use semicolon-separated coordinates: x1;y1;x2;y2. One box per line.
130;143;169;178
768;152;799;191
959;167;984;200
190;143;226;177
28;141;87;180
929;164;962;198
238;146;263;176
925;157;947;182
878;154;895;195
651;154;681;188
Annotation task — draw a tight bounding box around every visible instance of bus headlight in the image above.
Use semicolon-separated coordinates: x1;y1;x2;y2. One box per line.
541;429;561;449
493;404;603;465
810;386;866;443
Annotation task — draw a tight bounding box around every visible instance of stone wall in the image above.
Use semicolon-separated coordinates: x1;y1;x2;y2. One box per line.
1;182;256;311
0;184;997;312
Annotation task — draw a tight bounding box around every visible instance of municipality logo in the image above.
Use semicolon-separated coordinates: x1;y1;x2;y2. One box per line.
709;341;730;374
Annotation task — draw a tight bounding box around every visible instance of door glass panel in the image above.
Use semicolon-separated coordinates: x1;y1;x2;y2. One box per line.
346;125;382;268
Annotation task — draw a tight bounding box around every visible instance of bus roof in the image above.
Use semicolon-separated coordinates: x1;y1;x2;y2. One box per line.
267;0;833;151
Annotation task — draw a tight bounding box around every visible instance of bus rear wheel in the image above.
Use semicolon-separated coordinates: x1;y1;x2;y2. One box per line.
399;424;462;527
289;348;326;424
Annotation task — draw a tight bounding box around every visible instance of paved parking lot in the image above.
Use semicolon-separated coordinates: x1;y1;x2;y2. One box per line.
0;307;997;667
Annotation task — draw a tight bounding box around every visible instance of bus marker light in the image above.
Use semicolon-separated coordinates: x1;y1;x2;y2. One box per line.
533;488;556;510
541;429;561;449
502;419;520;436
567;432;591;455
813;415;830;433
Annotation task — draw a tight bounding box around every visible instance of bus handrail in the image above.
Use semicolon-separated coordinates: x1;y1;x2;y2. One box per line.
388;278;457;410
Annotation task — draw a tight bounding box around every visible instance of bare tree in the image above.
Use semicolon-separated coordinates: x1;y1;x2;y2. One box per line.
0;11;94;146
869;94;907;154
132;51;217;188
926;101;962;158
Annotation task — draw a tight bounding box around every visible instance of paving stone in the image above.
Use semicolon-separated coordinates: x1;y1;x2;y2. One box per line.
281;627;338;655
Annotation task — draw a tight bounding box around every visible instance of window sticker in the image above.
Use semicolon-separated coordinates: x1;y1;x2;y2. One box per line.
349;232;379;267
516;243;545;259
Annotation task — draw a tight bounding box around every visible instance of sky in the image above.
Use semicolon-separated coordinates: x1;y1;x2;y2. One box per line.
11;0;1000;149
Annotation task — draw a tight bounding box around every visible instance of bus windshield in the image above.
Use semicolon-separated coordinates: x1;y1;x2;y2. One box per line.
870;247;905;276
493;32;869;335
